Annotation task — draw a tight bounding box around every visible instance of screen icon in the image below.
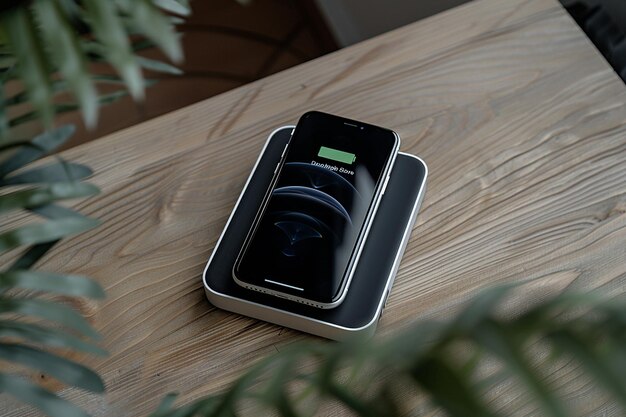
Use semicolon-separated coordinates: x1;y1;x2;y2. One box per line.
318;146;356;164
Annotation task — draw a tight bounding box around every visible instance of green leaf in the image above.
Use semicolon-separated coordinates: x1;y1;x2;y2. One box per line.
0;216;98;253
0;372;90;417
325;383;378;417
366;385;403;417
29;204;89;220
92;74;128;85
472;321;568;417
152;398;219;417
56;0;82;17
93;75;157;89
95;89;130;105
258;356;300;417
137;56;183;75
131;38;157;52
377;320;445;367
83;38;180;76
0;298;99;339
3;88;31;107
411;355;495;417
168;16;186;25
1;8;55;126
0;182;99;214
4;77;125;106
151;393;179;416
8;241;58;271
83;0;144;100
0;67;13;138
0;55;16;69
0;270;105;299
454;282;519;331
153;0;191;16
0;321;107;355
7;109;41;128
7;91;131;128
83;38;155;56
550;330;626;412
32;0;99;128
202;353;282;417
124;0;183;62
147;289;626;417
0;138;32;154
0;125;75;177
0;162;92;186
0;343;105;392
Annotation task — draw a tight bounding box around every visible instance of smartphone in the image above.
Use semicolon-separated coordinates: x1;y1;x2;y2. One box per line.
233;111;400;308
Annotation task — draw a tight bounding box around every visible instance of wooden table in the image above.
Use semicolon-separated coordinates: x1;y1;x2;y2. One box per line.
5;0;626;415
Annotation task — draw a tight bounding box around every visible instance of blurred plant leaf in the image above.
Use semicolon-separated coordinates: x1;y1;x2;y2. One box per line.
3;75;134;107
83;0;143;100
472;323;567;417
0;4;165;412
32;0;99;128
0;183;99;213
153;0;191;16
0;216;99;252
324;382;377;417
152;393;179;416
0;373;90;417
1;7;54;126
0;66;13;137
28;203;89;220
7;90;136;129
0;343;105;392
151;288;626;417
119;0;183;63
56;0;81;17
0;55;16;69
453;282;518;331
0;270;105;299
7;241;58;271
0;0;184;135
0;321;107;355
411;355;495;417
0;125;104;417
0;298;99;339
0;125;75;177
137;56;184;75
549;330;626;410
0;162;92;186
168;16;186;25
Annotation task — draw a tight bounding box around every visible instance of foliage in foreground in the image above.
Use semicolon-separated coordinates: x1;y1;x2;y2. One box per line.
0;1;188;415
0;125;105;417
151;284;626;417
0;0;189;136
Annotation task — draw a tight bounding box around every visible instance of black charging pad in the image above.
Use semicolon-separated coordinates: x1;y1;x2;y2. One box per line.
202;126;427;340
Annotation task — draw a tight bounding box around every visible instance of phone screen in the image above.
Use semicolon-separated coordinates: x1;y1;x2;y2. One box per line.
234;111;398;306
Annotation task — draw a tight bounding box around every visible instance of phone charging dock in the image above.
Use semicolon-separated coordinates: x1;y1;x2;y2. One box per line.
202;126;427;340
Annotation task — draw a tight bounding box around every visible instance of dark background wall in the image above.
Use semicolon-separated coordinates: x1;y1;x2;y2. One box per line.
315;0;626;46
562;0;626;32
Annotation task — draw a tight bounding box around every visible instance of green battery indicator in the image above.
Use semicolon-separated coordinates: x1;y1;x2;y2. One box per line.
317;146;356;164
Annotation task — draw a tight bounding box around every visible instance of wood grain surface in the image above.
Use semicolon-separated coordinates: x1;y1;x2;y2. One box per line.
3;0;626;415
